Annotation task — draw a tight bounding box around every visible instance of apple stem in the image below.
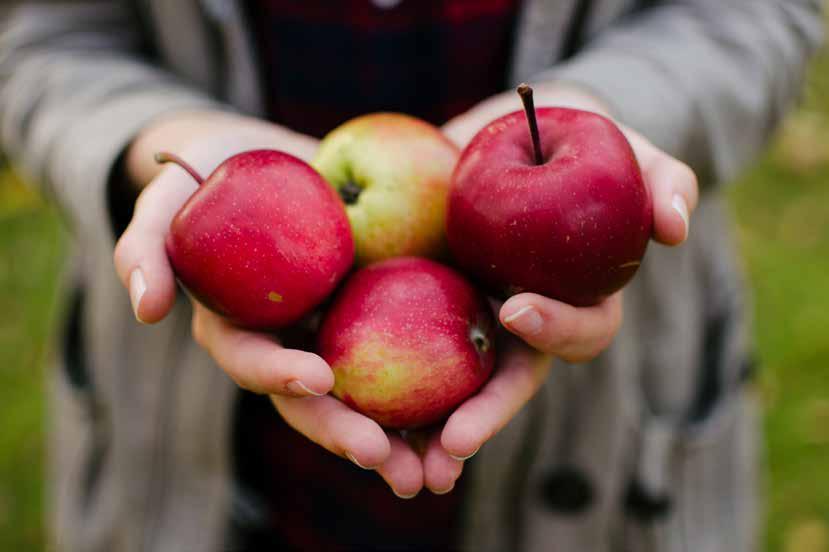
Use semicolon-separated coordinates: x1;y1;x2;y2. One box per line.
517;83;544;165
469;326;490;354
154;152;205;185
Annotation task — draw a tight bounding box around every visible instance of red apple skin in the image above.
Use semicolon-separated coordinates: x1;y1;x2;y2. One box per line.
447;107;653;306
166;150;354;330
317;257;495;430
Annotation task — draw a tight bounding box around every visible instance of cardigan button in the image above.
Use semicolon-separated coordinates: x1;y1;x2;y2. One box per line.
624;478;673;522
539;466;594;515
371;0;403;9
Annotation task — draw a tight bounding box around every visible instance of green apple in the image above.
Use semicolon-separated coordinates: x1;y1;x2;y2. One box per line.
313;113;459;266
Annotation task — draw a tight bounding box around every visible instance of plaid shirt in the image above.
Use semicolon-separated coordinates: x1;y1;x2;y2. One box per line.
246;0;521;138
233;1;520;550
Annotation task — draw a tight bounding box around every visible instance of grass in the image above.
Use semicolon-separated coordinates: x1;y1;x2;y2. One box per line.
727;40;829;551
0;172;65;550
1;42;828;552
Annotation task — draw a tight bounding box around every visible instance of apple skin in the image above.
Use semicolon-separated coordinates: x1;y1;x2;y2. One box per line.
166;150;354;330
317;257;495;430
447;107;653;306
312;113;459;267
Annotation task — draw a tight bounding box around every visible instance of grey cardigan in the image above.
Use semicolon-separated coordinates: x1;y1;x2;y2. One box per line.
0;1;823;551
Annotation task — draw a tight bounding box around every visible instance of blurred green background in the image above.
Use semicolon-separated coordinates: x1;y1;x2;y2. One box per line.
1;33;828;552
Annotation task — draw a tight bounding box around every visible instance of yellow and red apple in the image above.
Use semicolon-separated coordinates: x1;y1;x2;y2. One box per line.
317;257;495;430
313;114;459;266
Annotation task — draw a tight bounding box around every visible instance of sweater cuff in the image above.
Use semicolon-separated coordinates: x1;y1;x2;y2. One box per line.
532;50;697;169
47;89;222;248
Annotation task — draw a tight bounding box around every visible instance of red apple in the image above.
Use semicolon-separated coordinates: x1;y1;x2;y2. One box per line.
317;257;495;430
161;150;354;329
447;85;653;306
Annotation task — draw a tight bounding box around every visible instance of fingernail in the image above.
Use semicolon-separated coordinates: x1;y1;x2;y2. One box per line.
346;452;372;470
393;489;418;500
672;194;689;241
286;380;324;397
129;268;147;323
431;483;455;496
503;305;543;336
449;446;479;462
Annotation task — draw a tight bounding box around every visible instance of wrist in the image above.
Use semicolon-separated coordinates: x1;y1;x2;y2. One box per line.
126;110;229;189
125;110;318;189
527;81;613;118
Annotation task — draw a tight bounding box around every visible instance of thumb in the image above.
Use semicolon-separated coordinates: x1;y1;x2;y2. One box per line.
622;128;699;246
113;167;198;323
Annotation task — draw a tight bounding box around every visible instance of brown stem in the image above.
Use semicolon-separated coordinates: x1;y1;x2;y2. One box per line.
154;152;205;185
517;83;544;165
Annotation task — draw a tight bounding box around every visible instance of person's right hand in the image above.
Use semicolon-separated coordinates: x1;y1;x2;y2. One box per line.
112;111;422;496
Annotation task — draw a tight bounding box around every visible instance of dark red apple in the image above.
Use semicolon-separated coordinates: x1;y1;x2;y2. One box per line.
160;150;354;329
317;257;495;430
447;85;653;306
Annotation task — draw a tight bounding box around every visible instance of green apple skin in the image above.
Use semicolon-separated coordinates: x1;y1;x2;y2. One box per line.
312;113;459;266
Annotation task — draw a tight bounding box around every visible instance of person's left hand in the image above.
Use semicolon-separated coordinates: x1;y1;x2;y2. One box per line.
402;82;699;495
442;82;698;353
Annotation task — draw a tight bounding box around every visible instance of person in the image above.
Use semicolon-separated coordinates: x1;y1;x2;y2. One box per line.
0;1;822;551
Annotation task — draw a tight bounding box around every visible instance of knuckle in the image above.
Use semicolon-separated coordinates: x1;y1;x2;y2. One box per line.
269;394;286;416
229;371;260;394
133;186;154;214
319;408;347;452
112;234;134;273
676;162;699;198
607;303;623;337
558;347;597;364
253;356;281;393
549;322;578;355
557;350;586;364
595;331;615;357
190;312;205;345
228;363;258;393
227;373;246;390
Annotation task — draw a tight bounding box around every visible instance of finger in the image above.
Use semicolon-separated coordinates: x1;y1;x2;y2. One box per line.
375;434;425;499
442;116;479;150
441;345;551;459
499;293;623;362
423;432;463;495
643;153;698;245
191;303;333;396
441;95;515;148
113;168;199;323
271;394;391;470
624;129;699;246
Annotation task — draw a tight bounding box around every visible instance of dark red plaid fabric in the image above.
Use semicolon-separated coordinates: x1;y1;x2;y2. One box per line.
232;393;469;551
245;0;521;138
232;1;520;550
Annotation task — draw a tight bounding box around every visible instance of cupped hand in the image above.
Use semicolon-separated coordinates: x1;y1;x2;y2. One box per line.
112;109;421;497
190;298;554;499
443;82;698;355
112;111;340;394
113;109;319;324
273;329;553;499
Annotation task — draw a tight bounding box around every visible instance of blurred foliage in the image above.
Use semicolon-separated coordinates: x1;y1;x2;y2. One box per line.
727;33;829;552
0;26;828;552
0;169;65;550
